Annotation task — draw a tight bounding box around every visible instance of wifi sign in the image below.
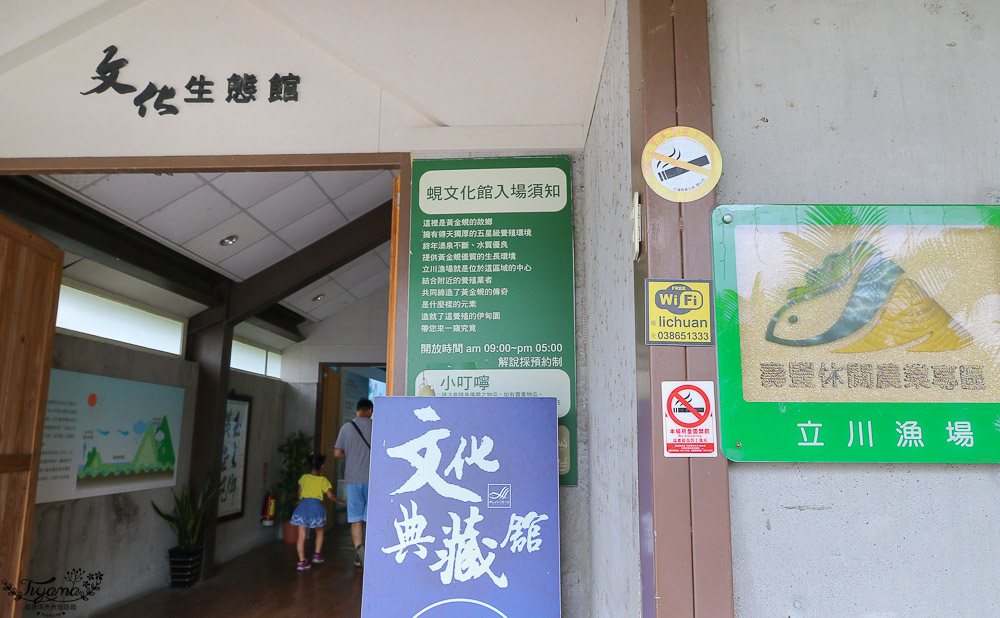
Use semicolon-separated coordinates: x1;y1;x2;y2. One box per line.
487;484;512;508
655;283;703;315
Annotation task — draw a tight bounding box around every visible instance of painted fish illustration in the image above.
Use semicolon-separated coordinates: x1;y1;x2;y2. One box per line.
766;240;972;352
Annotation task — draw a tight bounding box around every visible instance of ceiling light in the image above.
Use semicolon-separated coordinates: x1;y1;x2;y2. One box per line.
312;293;325;302
219;235;239;246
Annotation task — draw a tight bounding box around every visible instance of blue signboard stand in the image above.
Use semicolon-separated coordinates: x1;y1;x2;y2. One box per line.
362;397;561;617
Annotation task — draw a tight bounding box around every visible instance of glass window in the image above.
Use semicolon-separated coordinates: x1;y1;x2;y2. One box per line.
231;340;267;375
266;351;282;378
231;341;282;378
56;285;184;355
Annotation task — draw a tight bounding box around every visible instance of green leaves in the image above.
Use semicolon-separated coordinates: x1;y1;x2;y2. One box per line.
151;477;223;550
276;431;313;523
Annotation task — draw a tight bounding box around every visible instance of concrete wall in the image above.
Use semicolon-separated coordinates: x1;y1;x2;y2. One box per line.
578;0;641;616
28;335;284;616
709;2;1000;616
29;334;198;617
215;370;284;563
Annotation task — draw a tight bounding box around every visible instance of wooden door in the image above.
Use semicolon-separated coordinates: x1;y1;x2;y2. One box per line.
319;367;342;528
0;214;62;618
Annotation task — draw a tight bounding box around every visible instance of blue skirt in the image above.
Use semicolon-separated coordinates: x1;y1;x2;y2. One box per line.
290;498;326;528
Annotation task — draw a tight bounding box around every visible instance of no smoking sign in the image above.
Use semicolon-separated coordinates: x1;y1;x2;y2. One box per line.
662;381;717;457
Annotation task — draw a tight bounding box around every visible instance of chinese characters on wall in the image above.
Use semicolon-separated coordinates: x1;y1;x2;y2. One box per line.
81;45;300;117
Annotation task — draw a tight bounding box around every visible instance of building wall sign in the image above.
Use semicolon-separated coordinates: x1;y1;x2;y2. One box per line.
712;204;1000;462
640;126;722;203
80;44;300;118
406;157;578;484
645;279;714;345
661;381;718;457
361;396;560;618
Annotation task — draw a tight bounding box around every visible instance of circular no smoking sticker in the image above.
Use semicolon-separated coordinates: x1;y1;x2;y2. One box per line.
641;126;722;203
666;384;711;428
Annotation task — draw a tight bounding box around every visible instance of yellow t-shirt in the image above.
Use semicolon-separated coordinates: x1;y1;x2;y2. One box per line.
298;473;332;500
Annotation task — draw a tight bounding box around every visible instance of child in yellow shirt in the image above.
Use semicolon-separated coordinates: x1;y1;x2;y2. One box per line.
290;453;345;570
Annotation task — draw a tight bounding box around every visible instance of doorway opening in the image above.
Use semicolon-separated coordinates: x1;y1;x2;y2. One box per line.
316;362;386;528
0;154;409;615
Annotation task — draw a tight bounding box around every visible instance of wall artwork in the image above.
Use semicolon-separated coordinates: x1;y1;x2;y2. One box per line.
37;369;185;504
218;395;251;521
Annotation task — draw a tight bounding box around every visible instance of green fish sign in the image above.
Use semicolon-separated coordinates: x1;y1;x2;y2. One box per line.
766;240;973;352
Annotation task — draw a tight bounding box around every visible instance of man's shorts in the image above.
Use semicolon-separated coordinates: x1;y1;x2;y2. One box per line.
347;482;369;522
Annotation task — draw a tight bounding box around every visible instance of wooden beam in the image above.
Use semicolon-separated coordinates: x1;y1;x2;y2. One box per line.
0;152;411;175
0;177;224;307
633;0;734;616
185;317;234;579
227;200;393;324
388;166;412;396
673;2;736;616
0;455;32;473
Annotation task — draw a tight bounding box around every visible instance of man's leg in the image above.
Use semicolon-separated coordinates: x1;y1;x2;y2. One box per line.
351;520;364;549
347;483;365;566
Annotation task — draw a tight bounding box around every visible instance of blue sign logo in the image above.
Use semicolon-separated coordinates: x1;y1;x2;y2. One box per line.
487;484;511;508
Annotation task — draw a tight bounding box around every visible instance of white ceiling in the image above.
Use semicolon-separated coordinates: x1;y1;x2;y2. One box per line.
0;0;612;156
44;170;394;324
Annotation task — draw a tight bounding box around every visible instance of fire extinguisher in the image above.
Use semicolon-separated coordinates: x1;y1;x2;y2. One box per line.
261;491;276;526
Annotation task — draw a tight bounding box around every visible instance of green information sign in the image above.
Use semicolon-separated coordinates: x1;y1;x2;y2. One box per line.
712;204;1000;463
406;157;577;484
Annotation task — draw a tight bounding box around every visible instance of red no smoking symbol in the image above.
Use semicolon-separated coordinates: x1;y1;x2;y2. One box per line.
666;385;711;428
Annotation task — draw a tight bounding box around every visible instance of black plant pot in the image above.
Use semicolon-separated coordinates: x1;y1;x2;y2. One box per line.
167;546;203;588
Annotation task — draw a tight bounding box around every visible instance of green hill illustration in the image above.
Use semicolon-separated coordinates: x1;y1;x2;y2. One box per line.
78;417;176;479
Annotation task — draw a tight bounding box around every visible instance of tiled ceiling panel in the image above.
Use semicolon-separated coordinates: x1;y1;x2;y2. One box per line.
45;169;394;324
332;253;387;290
53;174;106;191
311;170;383;200
334;171;394;220
140;184;240;244
218;235;295;281
212;171;305;208
310;291;359;321
249;177;328;231
85;173;205;220
287;277;346;314
276;203;349;251
349;268;391;300
183;213;270;264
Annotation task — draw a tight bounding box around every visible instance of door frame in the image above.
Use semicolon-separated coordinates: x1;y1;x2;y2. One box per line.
0;153;411;577
314;361;387;453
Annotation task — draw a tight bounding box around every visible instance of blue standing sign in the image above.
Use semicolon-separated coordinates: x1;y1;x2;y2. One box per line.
363;397;561;618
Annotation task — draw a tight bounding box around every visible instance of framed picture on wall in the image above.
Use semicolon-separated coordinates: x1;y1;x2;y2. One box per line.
218;394;251;521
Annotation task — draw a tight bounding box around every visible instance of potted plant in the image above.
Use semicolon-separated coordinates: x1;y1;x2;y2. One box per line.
151;478;222;588
276;430;313;545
